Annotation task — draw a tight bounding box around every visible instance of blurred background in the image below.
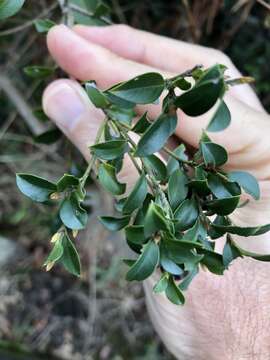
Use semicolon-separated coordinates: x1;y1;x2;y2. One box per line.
0;0;269;359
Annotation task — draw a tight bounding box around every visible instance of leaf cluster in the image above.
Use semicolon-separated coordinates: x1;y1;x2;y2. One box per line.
16;63;270;305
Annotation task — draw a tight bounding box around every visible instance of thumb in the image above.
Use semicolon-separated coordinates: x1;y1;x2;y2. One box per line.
42;79;137;188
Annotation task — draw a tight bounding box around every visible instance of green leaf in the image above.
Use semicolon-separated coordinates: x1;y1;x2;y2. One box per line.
232;243;270;262
160;242;184;275
165;277;185;305
34;128;62;144
174;198;199;231
135;113;177;157
188;165;210;196
222;238;242;267
44;235;64;266
23;66;55;79
174;66;224;116
179;267;199;291
123;174;148;214
93;1;111;17
166;144;188;176
57;174;79;192
164;239;203;268
228;171;260;200
98;163;126;195
16;173;56;202
206;195;240;215
99;215;130;231
206;100;231;132
125;225;145;245
61;234;81;276
153;274;169;293
123;259;137;267
90;140;128;160
106;106;136;126
34;19;55;33
0;0;24;20
207;173;241;199
211;222;270;237
132;112;151;134
85;82;110;108
59;196;88;230
185;218;213;250
108;72;165;104
200;142;228;167
172;77;191;91
126;241;159;281
199;249;225;275
143;155;167;182
168;169;188;210
144;201;171;237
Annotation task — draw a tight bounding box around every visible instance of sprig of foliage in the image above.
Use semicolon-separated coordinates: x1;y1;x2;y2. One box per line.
2;0;269;305
16;62;270;305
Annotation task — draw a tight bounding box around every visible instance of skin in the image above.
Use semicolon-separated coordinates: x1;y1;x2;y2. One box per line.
42;25;270;359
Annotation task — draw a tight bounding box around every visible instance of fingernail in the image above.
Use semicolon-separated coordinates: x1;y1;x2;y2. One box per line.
43;82;86;131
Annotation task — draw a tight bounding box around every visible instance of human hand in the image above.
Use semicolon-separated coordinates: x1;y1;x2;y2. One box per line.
42;25;270;359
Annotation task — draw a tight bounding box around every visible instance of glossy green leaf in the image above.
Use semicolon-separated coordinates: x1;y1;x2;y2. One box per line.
90;140;128;160
199;249;225;275
211;222;270;237
174;198;199;231
164;239;203;268
179;266;199;291
143;155;167;182
23;66;55;79
153;274;169;293
188;166;210;196
34;128;62;144
144;201;171;237
222;238;242;267
168;169;188;210
85;82;110;108
106;106;136;126
126;241;160;281
108;72;165;104
160;242;184;276
174;66;224;116
206;195;240;215
166;144;188;176
98;163;126;195
165;277;185;305
0;0;24;20
57;174;79;192
228;171;260;200
61;234;81;276
132;112;151;133
185;218;213;250
207;173;241;199
125;225;145;245
99;215;130;231
206;100;231;132
135;113;177;157
123;174;148;214
172;77;191;91
34;19;55;33
233;243;270;262
44;235;64;265
201;142;228;167
59;196;88;230
16;173;56;202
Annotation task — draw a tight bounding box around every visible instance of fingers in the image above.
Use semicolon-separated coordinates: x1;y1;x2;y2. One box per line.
47;25;173;87
73;24;233;74
42;79;138;188
73;24;264;112
46;26;270;179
